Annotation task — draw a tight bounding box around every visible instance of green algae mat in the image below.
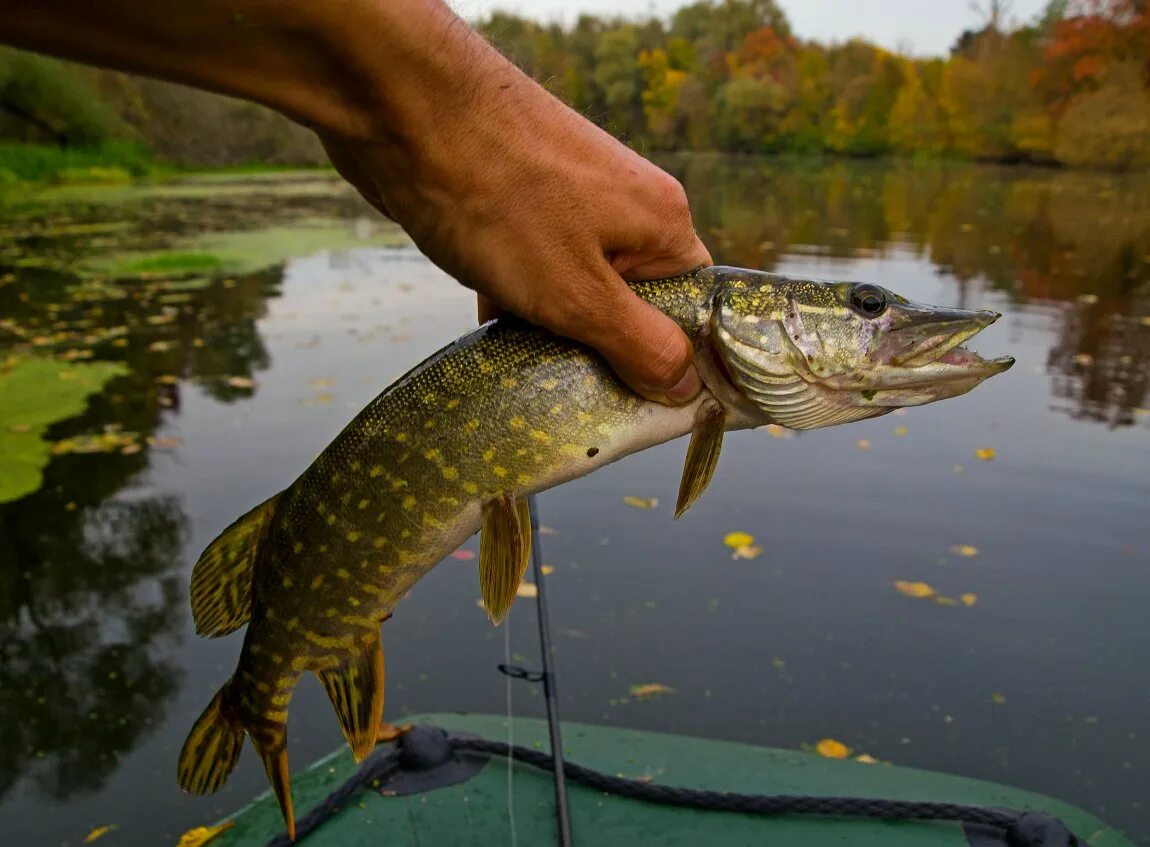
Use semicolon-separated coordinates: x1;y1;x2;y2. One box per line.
214;713;1130;846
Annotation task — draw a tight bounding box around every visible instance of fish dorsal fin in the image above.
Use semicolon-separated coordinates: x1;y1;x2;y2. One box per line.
316;631;386;763
191;492;282;637
676;399;726;518
479;494;533;625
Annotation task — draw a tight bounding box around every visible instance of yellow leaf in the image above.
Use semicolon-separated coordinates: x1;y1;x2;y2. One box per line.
225;376;255;389
934;595;959;606
949;545;979;557
731;544;763;560
960;593;978;607
723;531;755;548
893;426;909;436
990;692;1007;705
629;683;676;699
516;582;538;598
815;738;851;759
84;825;117;843
623;496;658;510
175;822;235;847
854;753;880;764
893;580;936;599
974;447;996;461
855;439;871;451
541;565;555;575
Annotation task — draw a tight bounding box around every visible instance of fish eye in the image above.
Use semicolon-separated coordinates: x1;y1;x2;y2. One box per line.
849;285;887;317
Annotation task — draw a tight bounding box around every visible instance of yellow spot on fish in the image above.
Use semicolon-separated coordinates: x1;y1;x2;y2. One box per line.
550;404;563;415
325;514;336;525
336;568;350;580
330;472;342;484
325;608;339;618
282;576;294;588
285;617;299;631
509;416;526;428
372;536;387;549
516;448;528;457
422;513;442;528
293;541;304;554
304;630;355;650
403;494;417;510
395;432;409;443
348;596;361;607
483;448;496;462
250;643;263;655
319;544;328;553
582;375;596;387
493;466;507;477
576;411;593;424
479;361;494;374
596;423;610;435
350;460;361;471
424;448;441;461
442;466;458;480
424;419;436;429
370;465;384;478
531;430;551;443
316;503;327;515
501;376;519;389
391;479;408;489
270;653;284;666
540;378;559;390
400;529;411;539
423;391;436;404
439;495;460;507
359;559;369;570
462;481;479;494
516;473;531;485
292;656;308;671
358;498;370;510
466;419;480;430
346;530;361;542
361;583;381;596
446;398;461;409
311;575;324;589
272;692;291;706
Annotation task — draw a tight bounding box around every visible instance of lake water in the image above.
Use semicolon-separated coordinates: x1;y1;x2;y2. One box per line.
1;159;1147;845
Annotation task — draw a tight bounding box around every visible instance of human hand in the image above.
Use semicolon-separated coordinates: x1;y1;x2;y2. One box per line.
318;6;710;406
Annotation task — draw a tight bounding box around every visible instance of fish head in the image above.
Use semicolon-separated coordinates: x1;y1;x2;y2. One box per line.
705;270;1014;430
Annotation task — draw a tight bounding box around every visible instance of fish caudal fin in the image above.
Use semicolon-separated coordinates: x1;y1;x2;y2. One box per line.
479;494;533;625
317;631;386;762
177;684;244;795
191;493;282;637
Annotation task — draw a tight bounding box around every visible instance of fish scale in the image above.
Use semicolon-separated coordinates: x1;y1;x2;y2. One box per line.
177;265;1012;839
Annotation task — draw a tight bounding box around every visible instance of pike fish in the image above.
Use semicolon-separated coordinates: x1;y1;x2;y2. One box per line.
177;266;1013;837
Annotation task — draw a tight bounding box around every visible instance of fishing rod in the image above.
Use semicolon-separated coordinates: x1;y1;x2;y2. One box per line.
498;495;572;847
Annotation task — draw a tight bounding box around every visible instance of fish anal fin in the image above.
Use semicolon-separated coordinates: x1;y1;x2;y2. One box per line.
316;631;385;763
177;683;244;795
191;493;282;637
479;494;533;626
676;399;726;519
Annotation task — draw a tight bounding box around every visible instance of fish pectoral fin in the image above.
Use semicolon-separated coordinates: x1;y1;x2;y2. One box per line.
191;492;282;637
479;493;533;626
676;399;726;519
316;631;386;763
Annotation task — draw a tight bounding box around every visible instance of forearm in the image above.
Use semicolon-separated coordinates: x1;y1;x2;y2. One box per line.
0;0;508;142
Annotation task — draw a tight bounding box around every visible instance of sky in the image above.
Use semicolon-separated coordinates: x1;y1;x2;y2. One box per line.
447;0;1051;57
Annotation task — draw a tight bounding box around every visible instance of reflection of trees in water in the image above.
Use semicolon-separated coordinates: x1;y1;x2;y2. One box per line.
666;155;1150;428
0;494;185;800
0;258;285;798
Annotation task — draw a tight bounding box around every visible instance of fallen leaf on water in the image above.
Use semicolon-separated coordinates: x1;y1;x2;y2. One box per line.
1076;293;1099;305
84;825;117;843
176;822;235;847
893;580;936;599
629;683;676;699
308;377;336;390
960;593;978;607
299;393;334;406
723;531;755;548
990;693;1007;705
541;564;555;575
147;436;182;449
856;439;871;451
815;738;851;759
449;549;475;561
893;425;909;436
623;496;658;510
934;595;959;606
120;443;142;455
854;753;880;764
731;544;763;560
225;376;255;389
949;545;979;557
516;582;538;598
974;447;996;461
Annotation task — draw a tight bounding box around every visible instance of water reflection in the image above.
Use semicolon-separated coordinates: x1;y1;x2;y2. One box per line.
664;155;1150;428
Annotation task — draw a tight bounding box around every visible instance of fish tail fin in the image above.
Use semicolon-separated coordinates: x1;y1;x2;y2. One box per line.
177;682;245;796
191;492;283;637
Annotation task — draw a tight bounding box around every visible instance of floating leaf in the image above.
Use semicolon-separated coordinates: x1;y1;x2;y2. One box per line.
893;425;909;436
949;545;979;557
308;377;336;390
225;376;255;389
815;738;851;759
854;753;880;764
147;436;182;449
856;439;871;451
731;544;763;560
516;582;538;598
541;564;555;575
960;593;978;607
299;392;334;406
990;693;1007;705
623;496;658;510
934;595;959;606
974;447;996;461
175;821;235;847
449;549;475;561
84;825;117;843
723;531;755;548
629;683;676;699
893;580;936;599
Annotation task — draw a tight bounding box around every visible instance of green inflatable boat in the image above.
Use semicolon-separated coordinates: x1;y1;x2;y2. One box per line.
209;712;1131;847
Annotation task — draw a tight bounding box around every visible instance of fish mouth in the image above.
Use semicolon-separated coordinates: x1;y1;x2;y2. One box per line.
887;309;1014;383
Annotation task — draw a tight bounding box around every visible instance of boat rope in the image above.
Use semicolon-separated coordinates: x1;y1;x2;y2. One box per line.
264;724;1083;847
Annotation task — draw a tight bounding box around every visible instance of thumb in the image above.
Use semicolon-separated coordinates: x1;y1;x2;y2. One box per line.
574;281;701;406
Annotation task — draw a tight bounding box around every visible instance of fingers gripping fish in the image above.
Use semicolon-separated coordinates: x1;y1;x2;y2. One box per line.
177;266;1013;837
